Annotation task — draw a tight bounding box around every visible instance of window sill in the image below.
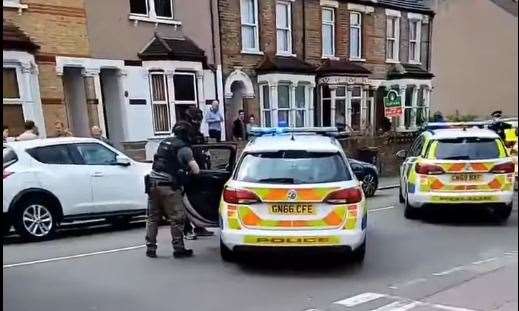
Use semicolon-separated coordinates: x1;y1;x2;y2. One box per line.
3;1;28;14
276;52;297;57
241;50;264;56
408;60;422;65
349;58;366;62
129;14;182;26
322;56;339;60
385;59;400;64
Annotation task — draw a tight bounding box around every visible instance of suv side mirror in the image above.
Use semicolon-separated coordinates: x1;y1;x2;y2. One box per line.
396;150;407;159
115;155;131;166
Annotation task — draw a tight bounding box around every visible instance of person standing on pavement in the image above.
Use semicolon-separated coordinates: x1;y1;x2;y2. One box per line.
3;125;10;143
91;125;113;147
54;121;72;137
16;120;38;141
232;110;246;141
205;100;223;142
145;121;200;259
246;114;256;139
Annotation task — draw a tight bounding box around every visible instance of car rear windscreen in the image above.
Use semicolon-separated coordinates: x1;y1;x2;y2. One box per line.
3;146;18;168
235;151;350;184
434;138;501;160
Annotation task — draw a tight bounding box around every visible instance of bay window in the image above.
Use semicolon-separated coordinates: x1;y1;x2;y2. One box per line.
386;16;400;62
3;67;25;136
276;1;292;55
409;19;421;63
322;7;335;58
241;0;260;52
349;12;362;60
261;85;272;127
277;85;290;127
294;85;306;127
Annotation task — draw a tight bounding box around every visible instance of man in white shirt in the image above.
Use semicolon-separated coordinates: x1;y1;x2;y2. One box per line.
16;120;38;141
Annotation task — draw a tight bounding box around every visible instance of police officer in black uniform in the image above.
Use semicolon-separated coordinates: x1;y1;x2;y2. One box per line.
488;110;511;140
145;119;200;258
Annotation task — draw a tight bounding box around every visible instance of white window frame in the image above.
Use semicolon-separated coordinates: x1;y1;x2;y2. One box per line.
277;84;291;127
386;15;400;63
172;72;198;105
259;84;272;127
408;19;421;64
149;71;171;135
129;0;181;26
349;11;363;61
349;86;363;131
276;1;294;56
241;0;261;54
293;84;307;127
321;7;336;58
3;65;22;102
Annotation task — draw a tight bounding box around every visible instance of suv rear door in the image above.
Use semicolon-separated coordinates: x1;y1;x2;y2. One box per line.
183;144;237;227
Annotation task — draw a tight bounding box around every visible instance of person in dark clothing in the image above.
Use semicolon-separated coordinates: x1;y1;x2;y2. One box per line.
488;110;511;140
232;110;246;141
145;120;200;259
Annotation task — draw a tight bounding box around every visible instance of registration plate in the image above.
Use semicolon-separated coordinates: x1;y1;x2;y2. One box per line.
451;173;482;183
270;203;316;215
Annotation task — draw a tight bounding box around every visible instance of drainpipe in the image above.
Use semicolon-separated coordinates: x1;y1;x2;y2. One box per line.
209;0;219;102
302;0;306;60
217;0;228;140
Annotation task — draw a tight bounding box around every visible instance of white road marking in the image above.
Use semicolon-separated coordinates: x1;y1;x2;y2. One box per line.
388;278;428;290
331;292;477;311
369;206;396;213
333;292;386;307
3;244;145;269
432;266;465;276
471;257;497;265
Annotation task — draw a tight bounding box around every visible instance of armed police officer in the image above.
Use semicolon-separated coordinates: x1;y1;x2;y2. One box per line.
145;119;201;259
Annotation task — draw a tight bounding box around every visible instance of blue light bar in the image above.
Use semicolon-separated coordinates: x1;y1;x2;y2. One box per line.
249;127;339;137
426;121;492;130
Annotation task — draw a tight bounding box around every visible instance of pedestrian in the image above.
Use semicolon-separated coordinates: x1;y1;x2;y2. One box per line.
3;125;9;143
232;110;246;141
205;100;223;142
91;125;113;147
54;121;72;137
246;114;256;139
16;120;38;141
145;120;200;258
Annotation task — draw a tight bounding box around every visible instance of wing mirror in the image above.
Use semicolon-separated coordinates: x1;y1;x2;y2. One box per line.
115;155;131;166
396;150;407;159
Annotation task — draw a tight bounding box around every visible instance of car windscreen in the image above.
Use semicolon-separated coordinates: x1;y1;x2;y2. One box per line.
235;151;350;184
3;146;18;168
434;138;502;160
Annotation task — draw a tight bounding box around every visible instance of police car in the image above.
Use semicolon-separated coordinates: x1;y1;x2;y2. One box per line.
182;128;367;262
397;124;515;221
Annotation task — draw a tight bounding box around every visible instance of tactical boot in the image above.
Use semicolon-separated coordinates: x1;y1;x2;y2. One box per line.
173;248;194;258
194;227;214;237
146;249;157;258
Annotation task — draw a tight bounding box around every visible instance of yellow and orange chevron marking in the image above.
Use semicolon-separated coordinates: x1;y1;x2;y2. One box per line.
236;205;358;230
249;188;339;202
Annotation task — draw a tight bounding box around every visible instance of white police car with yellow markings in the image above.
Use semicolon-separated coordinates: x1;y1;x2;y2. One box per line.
397;124;515;221
181;128;367;262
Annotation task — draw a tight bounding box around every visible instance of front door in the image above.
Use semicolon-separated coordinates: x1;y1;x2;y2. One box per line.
183;144;237;227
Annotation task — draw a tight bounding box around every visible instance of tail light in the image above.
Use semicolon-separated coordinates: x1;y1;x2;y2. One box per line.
3;170;13;179
223;187;261;204
490;162;515;174
324;187;363;204
415;163;445;175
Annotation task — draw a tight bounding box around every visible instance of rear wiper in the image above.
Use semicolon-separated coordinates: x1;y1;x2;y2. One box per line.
257;178;295;184
442;156;470;160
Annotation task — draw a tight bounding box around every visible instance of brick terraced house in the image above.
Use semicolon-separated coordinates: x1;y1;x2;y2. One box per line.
218;0;434;136
3;0;93;138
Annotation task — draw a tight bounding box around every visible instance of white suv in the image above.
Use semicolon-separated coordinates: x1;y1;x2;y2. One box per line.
3;137;151;241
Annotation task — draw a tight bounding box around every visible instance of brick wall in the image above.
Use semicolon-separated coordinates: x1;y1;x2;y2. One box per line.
3;0;91;136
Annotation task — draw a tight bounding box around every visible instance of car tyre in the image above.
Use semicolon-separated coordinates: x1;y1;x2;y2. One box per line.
2;218;12;236
350;238;366;263
495;204;512;223
404;194;420;220
220;238;236;262
13;197;58;241
361;171;378;198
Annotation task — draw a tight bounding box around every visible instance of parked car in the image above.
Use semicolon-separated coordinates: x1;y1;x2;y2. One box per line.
348;158;379;197
3;137;151;241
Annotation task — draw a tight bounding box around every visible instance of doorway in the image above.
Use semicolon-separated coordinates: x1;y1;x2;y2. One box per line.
62;67;90;137
100;68;125;150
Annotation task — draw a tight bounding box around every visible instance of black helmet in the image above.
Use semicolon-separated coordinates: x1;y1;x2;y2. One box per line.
172;121;194;143
185;107;203;130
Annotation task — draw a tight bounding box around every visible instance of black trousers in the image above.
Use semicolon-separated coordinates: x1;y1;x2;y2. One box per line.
208;129;221;142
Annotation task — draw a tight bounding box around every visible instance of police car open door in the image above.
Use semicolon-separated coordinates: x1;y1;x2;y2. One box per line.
183;144;236;228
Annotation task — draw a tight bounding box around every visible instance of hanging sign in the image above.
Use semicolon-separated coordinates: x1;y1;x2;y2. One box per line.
384;90;403;117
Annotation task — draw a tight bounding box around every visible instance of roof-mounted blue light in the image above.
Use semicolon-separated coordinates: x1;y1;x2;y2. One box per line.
249;127;339;137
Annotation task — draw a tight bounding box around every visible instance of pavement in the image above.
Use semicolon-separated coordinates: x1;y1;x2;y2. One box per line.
3;189;517;311
378;176;400;189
